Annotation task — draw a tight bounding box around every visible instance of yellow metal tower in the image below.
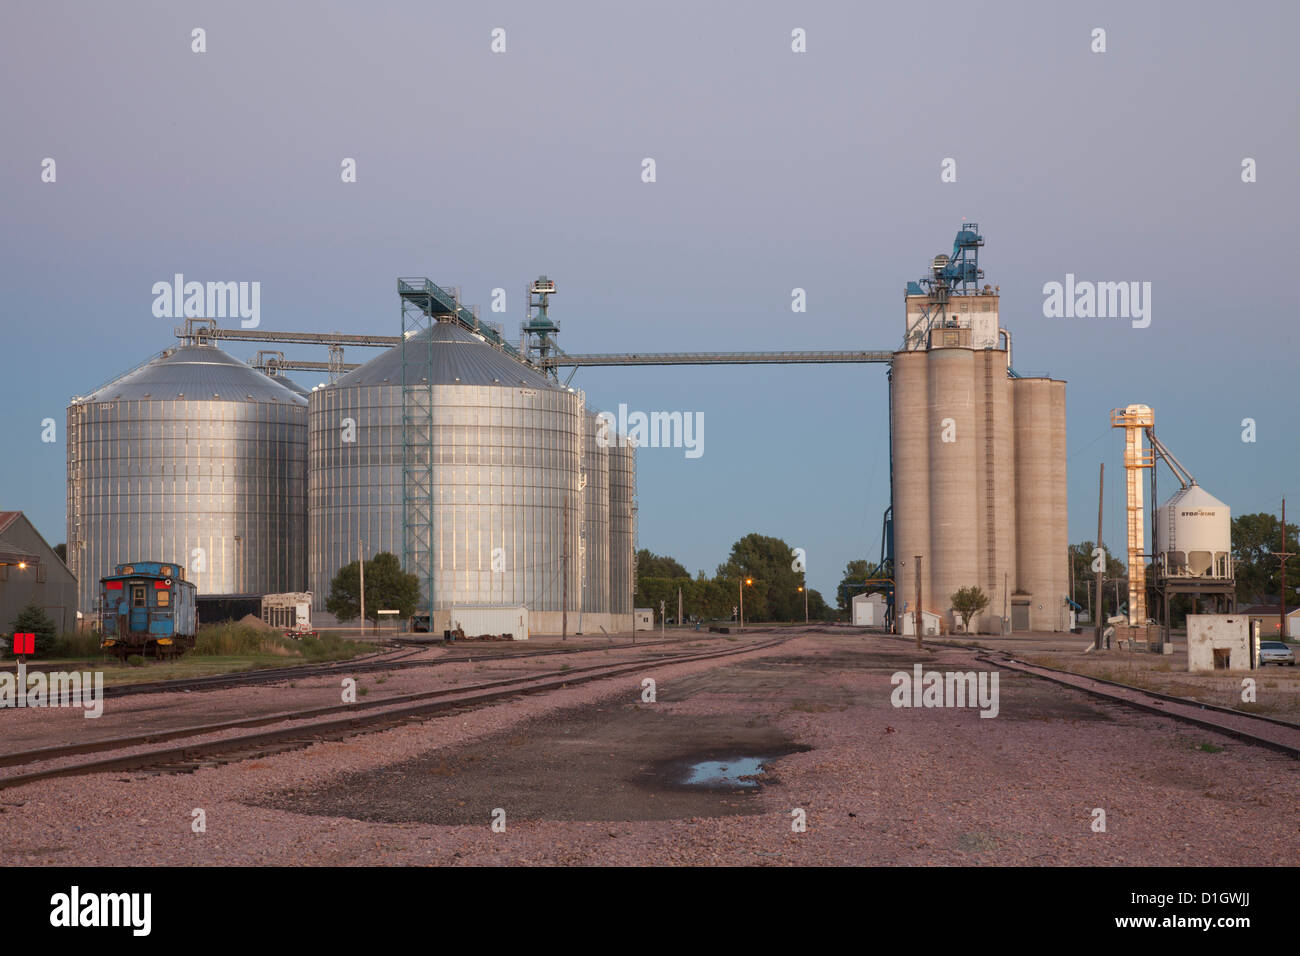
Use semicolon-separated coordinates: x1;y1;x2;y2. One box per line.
1110;404;1154;625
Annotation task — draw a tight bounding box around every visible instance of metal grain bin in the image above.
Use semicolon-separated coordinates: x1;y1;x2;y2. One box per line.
66;344;308;614
308;322;584;618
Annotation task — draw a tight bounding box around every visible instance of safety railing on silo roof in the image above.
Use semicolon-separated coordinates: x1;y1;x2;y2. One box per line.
69;348;173;403
397;277;529;364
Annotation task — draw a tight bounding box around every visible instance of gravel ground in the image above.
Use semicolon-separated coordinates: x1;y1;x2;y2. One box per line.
0;634;1295;866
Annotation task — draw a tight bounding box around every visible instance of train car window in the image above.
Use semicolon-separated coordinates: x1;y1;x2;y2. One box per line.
131;585;146;607
157;591;170;607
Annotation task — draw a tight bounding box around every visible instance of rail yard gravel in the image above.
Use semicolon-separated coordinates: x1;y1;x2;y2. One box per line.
0;633;1295;866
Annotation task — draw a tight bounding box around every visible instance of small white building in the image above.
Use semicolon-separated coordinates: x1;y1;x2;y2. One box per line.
851;591;887;627
450;605;529;641
634;607;654;630
1187;614;1254;672
899;609;941;637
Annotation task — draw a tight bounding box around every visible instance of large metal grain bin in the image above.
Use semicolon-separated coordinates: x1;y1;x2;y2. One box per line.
308;321;585;628
66;343;308;614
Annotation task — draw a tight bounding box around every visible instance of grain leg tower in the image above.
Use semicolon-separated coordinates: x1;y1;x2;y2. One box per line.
890;225;1068;634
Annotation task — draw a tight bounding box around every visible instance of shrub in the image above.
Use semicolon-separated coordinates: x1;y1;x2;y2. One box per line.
192;623;293;657
296;632;366;662
6;604;57;657
50;631;105;659
126;654;146;668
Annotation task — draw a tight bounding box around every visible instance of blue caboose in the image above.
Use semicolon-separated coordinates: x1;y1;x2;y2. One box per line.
100;561;198;658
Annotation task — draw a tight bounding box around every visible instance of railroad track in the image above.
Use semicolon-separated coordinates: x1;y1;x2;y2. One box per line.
978;651;1300;758
0;636;789;790
868;630;1300;757
22;634;727;703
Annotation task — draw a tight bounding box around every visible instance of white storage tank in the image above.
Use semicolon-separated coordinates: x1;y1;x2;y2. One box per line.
1156;485;1231;577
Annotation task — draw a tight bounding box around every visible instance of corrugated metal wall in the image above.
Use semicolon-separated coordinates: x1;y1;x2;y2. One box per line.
66;345;307;614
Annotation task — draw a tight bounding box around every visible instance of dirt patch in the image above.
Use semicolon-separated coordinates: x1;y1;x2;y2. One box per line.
252;700;809;825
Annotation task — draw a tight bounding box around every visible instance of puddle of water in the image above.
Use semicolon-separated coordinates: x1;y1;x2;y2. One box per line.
683;756;769;788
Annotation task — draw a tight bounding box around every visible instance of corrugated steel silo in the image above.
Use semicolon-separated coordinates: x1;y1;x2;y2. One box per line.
66;343;308;613
308;322;584;622
262;370;312;399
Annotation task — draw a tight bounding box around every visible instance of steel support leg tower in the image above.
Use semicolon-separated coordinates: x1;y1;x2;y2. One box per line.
399;277;468;629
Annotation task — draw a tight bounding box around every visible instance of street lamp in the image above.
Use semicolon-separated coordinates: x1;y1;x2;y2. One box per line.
739;577;753;631
798;582;808;626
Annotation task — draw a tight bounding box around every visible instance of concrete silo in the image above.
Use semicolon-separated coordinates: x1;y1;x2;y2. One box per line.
889;223;1068;633
889;352;930;630
309;321;632;633
1013;378;1067;631
582;411;611;619
927;348;978;631
608;440;637;616
66;343;308;614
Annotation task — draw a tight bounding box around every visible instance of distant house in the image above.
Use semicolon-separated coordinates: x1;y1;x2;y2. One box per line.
0;511;78;633
1237;604;1300;640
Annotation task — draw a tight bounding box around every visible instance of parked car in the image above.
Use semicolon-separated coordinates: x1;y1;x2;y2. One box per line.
1258;641;1296;666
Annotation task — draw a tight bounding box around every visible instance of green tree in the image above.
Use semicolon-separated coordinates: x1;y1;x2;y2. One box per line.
802;587;834;622
53;543;67;564
951;586;990;633
325;552;420;625
1232;512;1300;602
8;603;57;657
1068;540;1128;620
636;549;689;579
836;559;886;612
717;533;805;622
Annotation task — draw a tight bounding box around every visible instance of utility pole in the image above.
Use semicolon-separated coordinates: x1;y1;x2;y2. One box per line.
914;555;922;651
678;587;683;630
1003;571;1009;635
358;538;365;638
1278;498;1294;643
1094;462;1105;651
562;498;569;640
1068;545;1074;611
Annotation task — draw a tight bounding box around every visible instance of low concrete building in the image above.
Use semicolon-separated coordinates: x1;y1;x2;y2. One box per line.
899;608;941;637
1187;614;1254;672
851;591;887;627
0;511;78;634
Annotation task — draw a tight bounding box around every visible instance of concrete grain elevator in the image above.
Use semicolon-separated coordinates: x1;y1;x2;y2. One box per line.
890;225;1068;634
